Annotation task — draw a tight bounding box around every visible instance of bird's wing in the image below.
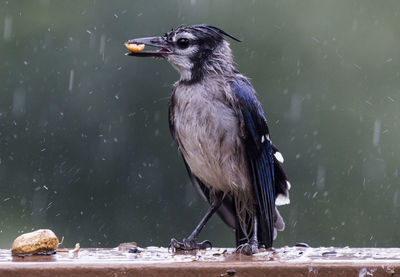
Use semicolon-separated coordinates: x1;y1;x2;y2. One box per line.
230;77;277;248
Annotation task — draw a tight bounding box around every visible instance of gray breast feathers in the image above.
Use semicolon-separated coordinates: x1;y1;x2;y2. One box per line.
170;80;251;195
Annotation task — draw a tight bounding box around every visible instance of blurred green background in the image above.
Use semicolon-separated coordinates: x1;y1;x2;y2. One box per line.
0;0;399;249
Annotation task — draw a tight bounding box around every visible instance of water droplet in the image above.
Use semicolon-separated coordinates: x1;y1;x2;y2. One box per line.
372;119;381;147
3;15;12;40
68;70;74;91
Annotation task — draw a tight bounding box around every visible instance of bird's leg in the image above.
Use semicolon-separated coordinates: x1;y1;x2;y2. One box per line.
236;213;259;255
170;200;221;252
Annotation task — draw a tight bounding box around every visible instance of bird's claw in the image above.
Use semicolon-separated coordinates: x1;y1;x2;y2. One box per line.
169;238;212;252
236;242;258;255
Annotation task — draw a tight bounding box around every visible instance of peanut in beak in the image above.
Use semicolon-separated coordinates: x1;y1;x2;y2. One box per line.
125;43;145;53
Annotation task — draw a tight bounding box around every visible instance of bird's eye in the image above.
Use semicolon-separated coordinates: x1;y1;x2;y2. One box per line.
177;38;190;49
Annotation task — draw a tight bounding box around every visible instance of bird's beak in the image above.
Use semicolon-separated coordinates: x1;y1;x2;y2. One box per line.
124;36;172;57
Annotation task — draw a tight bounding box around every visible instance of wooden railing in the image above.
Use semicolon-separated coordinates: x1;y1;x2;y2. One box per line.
1;246;399;276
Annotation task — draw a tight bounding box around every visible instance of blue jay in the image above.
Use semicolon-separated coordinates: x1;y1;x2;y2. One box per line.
126;24;290;255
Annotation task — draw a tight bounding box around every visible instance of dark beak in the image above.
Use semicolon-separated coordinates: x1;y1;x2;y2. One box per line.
124;36;172;57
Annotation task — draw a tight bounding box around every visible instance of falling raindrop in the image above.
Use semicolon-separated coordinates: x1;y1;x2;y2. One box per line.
12;88;26;117
372;120;381;147
316;166;326;190
3;15;12;40
287;95;302;121
99;34;106;60
68;70;74;91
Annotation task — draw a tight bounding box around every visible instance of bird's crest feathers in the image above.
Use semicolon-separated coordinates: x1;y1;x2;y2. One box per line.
170;24;242;42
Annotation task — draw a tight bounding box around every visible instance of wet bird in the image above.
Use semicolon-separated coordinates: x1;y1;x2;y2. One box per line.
125;24;290;254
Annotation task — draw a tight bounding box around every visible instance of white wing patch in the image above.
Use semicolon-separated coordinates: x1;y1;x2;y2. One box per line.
276;193;290;206
286;181;291;190
274;151;284;163
261;134;270;144
276;181;291;205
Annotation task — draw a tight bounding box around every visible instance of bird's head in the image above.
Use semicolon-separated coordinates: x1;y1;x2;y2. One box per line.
126;24;241;83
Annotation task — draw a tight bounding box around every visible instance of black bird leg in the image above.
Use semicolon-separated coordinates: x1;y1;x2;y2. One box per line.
236;213;259;255
170;200;222;252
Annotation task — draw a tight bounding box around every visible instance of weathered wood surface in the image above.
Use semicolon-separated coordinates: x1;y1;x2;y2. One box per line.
1;246;400;276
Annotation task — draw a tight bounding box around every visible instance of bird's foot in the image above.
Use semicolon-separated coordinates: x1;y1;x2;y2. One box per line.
169;238;212;252
236;242;258;255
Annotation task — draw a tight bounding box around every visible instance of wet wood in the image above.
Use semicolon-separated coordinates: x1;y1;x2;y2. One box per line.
1;246;400;276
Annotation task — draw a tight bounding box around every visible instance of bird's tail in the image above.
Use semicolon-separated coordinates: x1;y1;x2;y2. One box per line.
235;147;290;248
235;207;285;247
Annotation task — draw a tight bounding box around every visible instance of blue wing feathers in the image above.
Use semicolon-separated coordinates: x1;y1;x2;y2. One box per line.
230;78;276;247
259;145;275;244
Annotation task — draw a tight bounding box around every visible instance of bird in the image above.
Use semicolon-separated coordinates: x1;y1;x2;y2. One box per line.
125;24;290;255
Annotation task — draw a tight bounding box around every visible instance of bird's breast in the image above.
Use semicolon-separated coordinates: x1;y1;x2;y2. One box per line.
171;83;250;194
